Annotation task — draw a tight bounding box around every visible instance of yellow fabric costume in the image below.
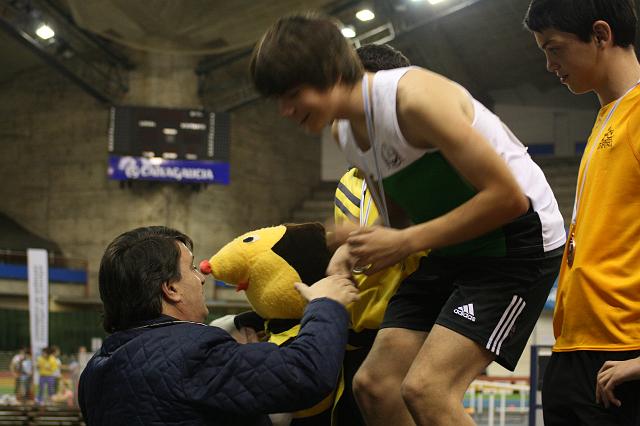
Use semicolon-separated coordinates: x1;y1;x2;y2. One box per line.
203;170;427;424
334;167;426;332
204;223;336;423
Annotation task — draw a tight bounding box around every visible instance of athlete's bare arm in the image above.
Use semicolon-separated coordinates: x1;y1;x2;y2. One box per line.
348;69;529;273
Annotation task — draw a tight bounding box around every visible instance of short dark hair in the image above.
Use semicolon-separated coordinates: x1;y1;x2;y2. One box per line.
356;44;411;72
99;226;193;333
524;0;637;48
250;14;363;97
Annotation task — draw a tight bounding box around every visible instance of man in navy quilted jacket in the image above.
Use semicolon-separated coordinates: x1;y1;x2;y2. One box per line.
79;226;358;426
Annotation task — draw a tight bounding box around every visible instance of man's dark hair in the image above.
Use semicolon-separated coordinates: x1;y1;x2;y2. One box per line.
99;226;193;333
524;0;637;48
356;44;411;72
250;14;363;97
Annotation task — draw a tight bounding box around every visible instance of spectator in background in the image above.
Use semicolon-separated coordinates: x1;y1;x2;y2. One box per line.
50;346;62;394
77;346;91;370
51;378;74;407
10;348;25;396
14;347;33;404
36;347;59;405
69;346;90;407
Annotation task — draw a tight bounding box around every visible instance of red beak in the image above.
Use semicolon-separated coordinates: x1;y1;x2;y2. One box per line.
199;259;212;275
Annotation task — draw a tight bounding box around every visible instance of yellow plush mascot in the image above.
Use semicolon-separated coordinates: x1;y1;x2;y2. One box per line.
200;220;425;426
200;223;333;425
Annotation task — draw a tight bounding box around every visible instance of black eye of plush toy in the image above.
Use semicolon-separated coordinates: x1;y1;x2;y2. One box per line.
243;235;260;243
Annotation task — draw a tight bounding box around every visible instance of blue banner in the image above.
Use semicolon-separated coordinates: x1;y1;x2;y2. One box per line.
0;263;86;284
108;155;229;184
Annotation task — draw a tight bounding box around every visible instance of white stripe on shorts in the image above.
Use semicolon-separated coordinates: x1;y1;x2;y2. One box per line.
485;295;526;356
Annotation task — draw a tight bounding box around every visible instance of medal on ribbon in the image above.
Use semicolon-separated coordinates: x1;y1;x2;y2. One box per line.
567;232;576;267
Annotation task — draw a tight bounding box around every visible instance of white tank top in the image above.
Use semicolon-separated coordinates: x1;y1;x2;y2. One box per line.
336;67;566;255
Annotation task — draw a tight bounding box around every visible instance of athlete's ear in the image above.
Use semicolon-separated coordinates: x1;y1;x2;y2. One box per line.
592;20;612;46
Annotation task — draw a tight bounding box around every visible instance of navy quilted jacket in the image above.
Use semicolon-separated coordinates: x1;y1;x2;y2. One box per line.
79;298;349;426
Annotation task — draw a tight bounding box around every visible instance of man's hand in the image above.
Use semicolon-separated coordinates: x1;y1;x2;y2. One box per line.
596;357;640;408
347;226;413;274
294;274;359;307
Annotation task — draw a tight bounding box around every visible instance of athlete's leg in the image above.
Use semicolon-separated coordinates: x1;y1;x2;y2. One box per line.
353;256;453;426
400;250;561;426
353;328;426;426
402;325;494;426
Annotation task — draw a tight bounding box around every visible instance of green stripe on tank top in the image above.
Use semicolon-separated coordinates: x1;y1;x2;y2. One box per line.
381;152;507;257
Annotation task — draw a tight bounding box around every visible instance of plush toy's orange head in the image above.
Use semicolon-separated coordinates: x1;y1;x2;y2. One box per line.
201;223;329;319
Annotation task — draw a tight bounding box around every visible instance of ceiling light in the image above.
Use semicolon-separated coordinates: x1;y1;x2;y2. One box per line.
341;26;356;38
356;9;375;21
35;24;55;40
427;0;448;4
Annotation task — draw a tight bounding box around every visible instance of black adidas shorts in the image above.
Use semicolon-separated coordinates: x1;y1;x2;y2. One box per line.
381;247;563;371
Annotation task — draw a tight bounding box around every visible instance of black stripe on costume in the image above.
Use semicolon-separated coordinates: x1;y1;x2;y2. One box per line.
267;318;300;334
334;197;358;222
337;182;361;208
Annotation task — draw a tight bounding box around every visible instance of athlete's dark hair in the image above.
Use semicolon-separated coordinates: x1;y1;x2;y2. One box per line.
524;0;637;48
250;13;363;97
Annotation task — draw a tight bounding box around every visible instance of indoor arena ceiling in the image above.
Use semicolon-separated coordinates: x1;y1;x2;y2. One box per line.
1;0;638;107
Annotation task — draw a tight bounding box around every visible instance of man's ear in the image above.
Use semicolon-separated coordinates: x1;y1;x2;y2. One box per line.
593;20;613;46
161;281;181;303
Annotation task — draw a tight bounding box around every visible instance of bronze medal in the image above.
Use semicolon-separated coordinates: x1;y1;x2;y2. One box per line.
567;232;576;267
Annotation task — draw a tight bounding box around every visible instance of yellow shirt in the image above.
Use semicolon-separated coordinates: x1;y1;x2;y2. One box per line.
37;354;60;377
334;168;426;332
553;86;640;352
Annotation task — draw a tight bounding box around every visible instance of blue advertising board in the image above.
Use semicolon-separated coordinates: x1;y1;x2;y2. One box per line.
108;155;229;185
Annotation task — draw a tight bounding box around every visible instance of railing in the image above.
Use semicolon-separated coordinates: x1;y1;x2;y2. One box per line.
465;378;530;426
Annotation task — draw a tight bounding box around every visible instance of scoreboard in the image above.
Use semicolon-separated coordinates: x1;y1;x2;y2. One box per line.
108;106;230;162
107;105;231;185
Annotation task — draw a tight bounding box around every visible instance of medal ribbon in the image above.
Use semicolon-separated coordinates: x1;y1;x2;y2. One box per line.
566;80;640;267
